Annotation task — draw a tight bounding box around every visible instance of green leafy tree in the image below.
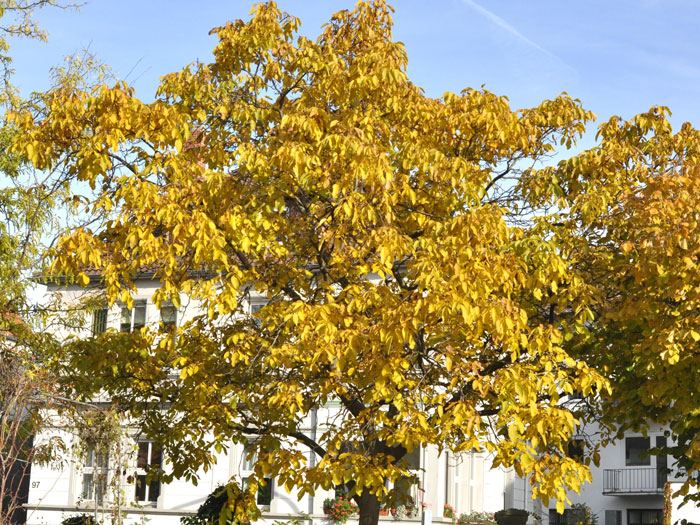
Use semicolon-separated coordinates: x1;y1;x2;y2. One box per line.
0;2;82;523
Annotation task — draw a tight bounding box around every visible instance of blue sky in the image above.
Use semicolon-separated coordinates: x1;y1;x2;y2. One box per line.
9;0;700;147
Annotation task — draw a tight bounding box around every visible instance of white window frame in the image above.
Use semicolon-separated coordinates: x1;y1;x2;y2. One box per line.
247;299;268;331
91;307;108;335
120;301;147;333
391;447;421;506
133;440;162;506
80;445;109;505
241;443;273;509
160;303;178;331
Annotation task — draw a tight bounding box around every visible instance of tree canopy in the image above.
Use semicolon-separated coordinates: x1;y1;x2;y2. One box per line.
16;0;700;522
551;108;700;502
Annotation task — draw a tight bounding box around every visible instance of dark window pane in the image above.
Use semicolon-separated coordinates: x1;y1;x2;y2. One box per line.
550;509;588;525
656;436;668;488
133;304;146;330
135;474;147;502
394;475;414;500
150;445;162;468
82;473;93;500
161;305;177;329
148;480;161;502
567;509;585;525
605;510;621;525
257;478;272;506
567;439;584;460
92;308;107;335
85;447;95;467
137;442;149;469
120;307;132;332
244;476;272;507
95;473;106;505
626;437;651;466
404;447;420;469
628;510;662;525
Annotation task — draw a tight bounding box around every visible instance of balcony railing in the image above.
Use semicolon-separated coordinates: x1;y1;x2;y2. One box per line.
603;468;665;495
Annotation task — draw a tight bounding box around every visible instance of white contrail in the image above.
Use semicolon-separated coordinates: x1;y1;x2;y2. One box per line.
460;0;559;61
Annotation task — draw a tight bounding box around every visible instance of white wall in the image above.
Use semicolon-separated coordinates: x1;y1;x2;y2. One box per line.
30;279;509;524
507;422;675;525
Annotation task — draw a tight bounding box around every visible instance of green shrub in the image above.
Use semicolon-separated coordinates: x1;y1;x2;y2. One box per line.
181;484;256;525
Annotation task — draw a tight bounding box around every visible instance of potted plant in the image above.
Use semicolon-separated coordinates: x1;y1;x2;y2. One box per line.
392;505;407;521
324;496;357;524
494;509;529;525
444;504;457;524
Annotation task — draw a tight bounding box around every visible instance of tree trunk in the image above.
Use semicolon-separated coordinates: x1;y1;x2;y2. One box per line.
357;491;381;525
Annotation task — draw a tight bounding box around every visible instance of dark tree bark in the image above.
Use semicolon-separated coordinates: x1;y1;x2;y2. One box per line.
356;490;381;525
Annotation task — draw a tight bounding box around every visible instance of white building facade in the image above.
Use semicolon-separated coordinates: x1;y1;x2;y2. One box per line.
510;422;692;525
24;278;507;525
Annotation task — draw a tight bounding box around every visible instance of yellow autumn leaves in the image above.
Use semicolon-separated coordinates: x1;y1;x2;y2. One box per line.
13;0;700;515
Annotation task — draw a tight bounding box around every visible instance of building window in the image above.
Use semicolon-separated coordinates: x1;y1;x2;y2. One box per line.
120;302;146;333
160;304;177;331
656;436;667;488
567;439;585;460
604;510;622;525
81;446;108;504
394;447;420;504
249;302;265;328
626;437;651;466
627;510;662;525
91;308;108;335
250;303;264;314
134;441;162;504
241;445;272;507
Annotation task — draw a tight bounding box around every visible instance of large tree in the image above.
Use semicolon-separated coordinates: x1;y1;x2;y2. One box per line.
547;108;700;502
13;1;612;523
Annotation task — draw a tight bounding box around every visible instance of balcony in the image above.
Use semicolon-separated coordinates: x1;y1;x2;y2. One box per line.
603;468;665;495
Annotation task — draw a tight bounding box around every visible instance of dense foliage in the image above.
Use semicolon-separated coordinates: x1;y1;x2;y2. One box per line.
9;1;608;522
181;484;258;525
0;2;78;523
15;0;700;521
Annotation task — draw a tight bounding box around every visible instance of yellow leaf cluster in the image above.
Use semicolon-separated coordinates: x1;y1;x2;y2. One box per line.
16;0;627;512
